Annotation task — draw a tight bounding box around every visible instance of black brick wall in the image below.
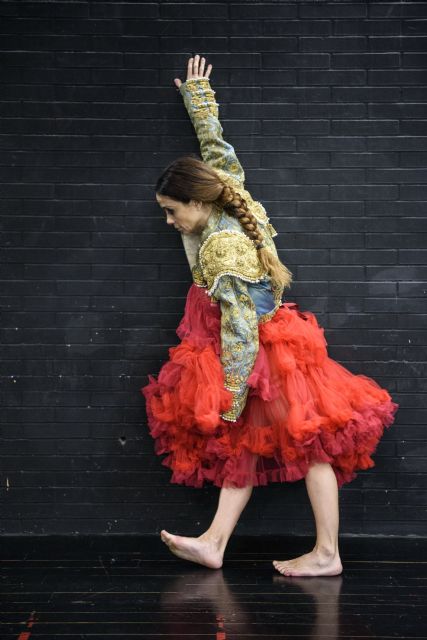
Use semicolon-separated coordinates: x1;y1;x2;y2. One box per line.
1;1;426;537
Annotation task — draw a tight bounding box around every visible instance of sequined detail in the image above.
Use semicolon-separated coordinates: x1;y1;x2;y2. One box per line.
191;262;205;286
179;78;246;184
222;386;250;422
212;274;259;422
199;229;267;296
180;77;219;119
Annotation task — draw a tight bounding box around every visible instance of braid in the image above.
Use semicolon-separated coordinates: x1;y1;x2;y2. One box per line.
216;181;293;291
218;183;265;249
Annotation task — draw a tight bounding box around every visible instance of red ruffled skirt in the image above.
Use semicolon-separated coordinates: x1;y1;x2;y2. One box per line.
141;284;399;489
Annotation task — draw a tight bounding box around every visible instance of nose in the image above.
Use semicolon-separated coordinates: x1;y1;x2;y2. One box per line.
166;214;174;225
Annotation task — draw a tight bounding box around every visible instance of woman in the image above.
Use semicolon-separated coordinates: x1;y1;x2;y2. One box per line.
141;55;399;576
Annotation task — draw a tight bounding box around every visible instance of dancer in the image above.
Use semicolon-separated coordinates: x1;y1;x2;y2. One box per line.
141;55;399;576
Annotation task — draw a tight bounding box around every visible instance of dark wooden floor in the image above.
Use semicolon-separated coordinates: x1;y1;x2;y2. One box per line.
1;535;426;639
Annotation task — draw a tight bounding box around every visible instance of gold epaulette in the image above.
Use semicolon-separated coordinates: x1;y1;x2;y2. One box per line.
198;229;267;296
213;167;278;236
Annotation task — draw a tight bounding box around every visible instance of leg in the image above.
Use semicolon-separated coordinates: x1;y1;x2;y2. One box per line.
161;483;253;569
273;462;343;576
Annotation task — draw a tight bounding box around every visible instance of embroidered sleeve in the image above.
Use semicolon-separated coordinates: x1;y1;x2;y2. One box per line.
179;77;245;184
212;274;259;422
197;230;265;421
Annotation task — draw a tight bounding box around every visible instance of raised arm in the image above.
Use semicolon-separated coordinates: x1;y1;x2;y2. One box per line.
175;55;245;185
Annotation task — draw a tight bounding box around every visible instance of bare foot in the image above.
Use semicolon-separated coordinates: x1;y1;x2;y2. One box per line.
272;547;343;577
160;529;224;569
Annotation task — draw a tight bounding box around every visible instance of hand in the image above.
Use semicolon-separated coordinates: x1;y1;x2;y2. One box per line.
174;54;213;89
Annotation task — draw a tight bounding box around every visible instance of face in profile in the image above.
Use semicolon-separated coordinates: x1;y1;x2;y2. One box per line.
155;193;213;234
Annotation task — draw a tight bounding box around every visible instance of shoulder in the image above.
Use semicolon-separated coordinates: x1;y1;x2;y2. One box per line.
199;229;266;296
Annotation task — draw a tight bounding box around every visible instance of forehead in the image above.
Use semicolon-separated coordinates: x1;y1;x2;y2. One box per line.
156;194;178;207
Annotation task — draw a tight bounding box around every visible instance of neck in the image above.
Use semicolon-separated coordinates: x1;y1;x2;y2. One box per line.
196;203;215;232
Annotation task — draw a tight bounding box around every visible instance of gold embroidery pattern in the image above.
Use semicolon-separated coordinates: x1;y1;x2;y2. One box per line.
190;219;283;419
179;78;246;183
222;386;250;422
214;274;259;422
199;230;267;296
191;262;205;286
180;77;219;119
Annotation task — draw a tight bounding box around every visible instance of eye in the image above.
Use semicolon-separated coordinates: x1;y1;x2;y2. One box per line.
164;208;174;215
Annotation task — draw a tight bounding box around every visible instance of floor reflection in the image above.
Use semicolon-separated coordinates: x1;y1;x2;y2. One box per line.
1;535;426;638
160;565;343;638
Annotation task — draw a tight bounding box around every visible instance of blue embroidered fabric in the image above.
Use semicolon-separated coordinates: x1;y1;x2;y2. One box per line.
246;279;278;319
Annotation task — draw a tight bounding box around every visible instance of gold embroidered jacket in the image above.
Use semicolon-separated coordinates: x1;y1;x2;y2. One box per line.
179;77;293;422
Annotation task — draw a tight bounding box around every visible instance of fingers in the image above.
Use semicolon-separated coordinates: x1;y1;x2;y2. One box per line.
186;54;213;80
198;56;213;79
187;55;194;80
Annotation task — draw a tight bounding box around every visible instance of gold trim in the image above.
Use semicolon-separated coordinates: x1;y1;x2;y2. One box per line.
180;77;219;119
198;229;267;296
258;303;281;324
221;386;249;422
266;222;278;238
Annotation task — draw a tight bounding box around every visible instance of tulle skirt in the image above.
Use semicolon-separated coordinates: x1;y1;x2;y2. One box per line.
141;284;399;489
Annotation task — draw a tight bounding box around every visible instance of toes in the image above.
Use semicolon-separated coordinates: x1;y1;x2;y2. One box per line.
274;563;292;576
160;530;174;546
273;562;288;575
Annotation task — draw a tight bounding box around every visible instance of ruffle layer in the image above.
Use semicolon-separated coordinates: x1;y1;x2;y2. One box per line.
141;284;399;489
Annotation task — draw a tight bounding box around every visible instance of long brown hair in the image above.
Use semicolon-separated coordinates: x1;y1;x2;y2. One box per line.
155;155;293;291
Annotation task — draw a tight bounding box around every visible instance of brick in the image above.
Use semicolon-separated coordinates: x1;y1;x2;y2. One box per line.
1;0;420;538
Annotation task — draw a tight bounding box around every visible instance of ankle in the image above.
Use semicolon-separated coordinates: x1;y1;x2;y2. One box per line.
314;542;338;558
199;530;228;553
